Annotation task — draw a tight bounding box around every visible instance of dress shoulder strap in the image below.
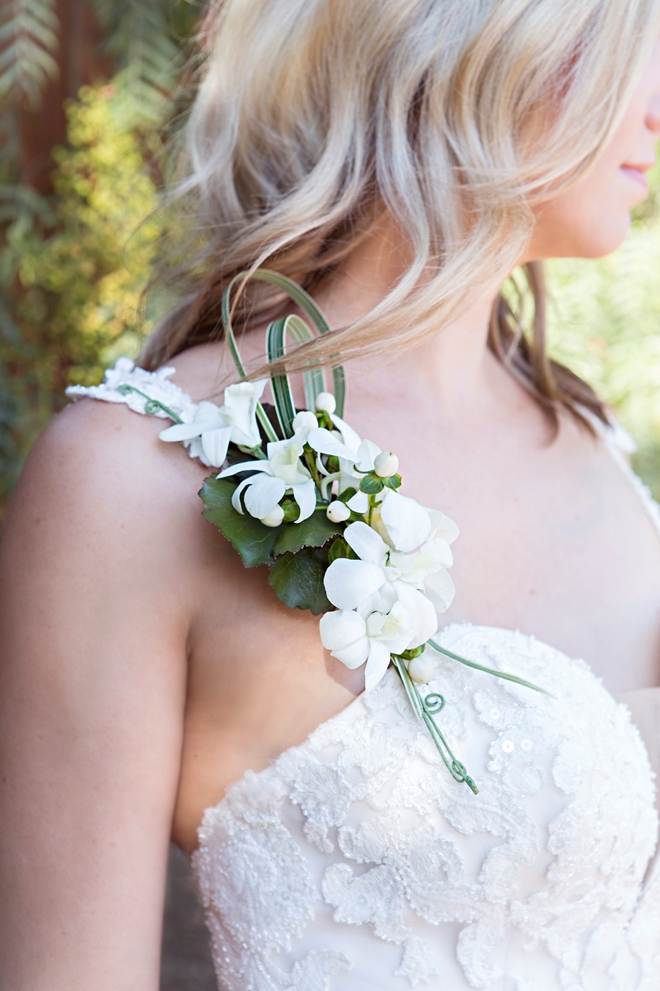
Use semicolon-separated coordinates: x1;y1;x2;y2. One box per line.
65;357;196;423
584;406;660;540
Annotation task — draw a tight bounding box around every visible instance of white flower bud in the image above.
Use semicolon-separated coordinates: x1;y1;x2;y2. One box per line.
326;500;351;523
292;410;318;432
260;505;285;527
374;452;399;478
315;391;336;414
408;654;434;684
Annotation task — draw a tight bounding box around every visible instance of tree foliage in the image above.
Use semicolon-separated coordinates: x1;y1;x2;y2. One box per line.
19;86;164;383
0;1;198;518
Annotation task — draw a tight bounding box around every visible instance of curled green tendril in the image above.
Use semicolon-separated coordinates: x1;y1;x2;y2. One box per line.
117;383;183;425
423;693;445;715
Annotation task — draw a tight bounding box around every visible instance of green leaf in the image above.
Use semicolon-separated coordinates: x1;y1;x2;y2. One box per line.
266;316;300;438
338;486;357;503
384;474;402;490
360;473;385;494
328;536;356;563
268;548;332;614
273;511;341;556
200;476;282;567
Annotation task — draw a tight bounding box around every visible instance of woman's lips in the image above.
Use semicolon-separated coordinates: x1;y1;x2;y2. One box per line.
620;165;653;192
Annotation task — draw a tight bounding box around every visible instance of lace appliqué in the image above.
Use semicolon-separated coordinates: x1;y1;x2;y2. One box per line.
194;772;351;991
192;626;660;990
66;357;197;425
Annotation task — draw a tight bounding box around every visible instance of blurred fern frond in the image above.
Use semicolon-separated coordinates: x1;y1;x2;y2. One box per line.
0;0;59;108
90;0;184;128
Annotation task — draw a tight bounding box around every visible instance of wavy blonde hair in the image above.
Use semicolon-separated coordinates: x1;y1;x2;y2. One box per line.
143;0;660;427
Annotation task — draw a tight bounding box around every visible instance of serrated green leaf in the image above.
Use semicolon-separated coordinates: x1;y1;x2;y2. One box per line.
200;476;282;567
268;548;331;614
273;511;341;556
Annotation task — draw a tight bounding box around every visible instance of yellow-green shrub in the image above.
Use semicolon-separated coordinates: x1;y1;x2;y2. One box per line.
19;85;163;386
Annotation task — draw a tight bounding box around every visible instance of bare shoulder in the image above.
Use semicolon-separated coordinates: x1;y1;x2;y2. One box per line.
1;395;222;603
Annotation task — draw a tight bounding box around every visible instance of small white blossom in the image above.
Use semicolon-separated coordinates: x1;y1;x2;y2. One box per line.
408;654;435;684
326;500;351;523
319;600;415;693
315;391;336;413
320;521;438;690
388;509;459;612
374;452;399;478
311;413;381;513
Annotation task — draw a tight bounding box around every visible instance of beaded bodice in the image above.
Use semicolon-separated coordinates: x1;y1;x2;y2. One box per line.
191;626;660;991
68;359;660;990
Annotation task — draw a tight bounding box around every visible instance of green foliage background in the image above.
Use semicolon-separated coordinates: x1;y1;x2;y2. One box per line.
1;1;660;520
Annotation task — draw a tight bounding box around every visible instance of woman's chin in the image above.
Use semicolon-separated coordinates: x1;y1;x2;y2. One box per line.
551;214;633;261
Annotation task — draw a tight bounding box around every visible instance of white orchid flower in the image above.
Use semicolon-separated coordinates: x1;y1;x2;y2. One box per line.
159;400;232;468
375;489;432;552
319;600;415;693
320;521;438;689
217;434;316;523
222;380;268;449
389;509;460;612
310;412;381;513
159;380;267;468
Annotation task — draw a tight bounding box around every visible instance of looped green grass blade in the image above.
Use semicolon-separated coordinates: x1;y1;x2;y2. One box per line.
221;268;346;420
267;314;325;438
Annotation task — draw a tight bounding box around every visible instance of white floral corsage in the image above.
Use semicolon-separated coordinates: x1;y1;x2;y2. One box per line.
124;270;547;793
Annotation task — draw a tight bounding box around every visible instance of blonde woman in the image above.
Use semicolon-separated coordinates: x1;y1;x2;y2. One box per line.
2;1;660;988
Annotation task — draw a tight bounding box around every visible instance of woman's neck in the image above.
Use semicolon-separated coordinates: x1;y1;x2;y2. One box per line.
312;217;504;421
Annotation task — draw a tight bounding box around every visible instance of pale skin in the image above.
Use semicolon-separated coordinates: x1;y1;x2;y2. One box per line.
0;45;659;991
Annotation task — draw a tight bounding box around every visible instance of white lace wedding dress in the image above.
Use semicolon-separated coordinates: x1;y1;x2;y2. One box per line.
69;360;660;991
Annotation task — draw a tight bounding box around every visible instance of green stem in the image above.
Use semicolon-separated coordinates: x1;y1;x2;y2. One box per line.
237;444;267;460
304;447;326;501
391;656;478;794
427;639;553;697
368;492;377;526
